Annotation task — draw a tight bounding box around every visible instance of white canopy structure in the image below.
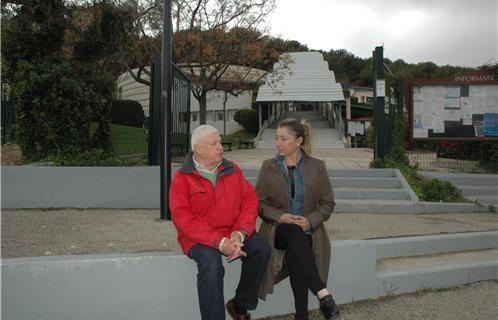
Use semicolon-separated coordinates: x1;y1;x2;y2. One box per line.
254;52;346;133
256;52;345;103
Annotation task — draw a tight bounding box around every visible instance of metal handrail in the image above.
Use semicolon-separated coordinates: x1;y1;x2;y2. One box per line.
333;105;347;144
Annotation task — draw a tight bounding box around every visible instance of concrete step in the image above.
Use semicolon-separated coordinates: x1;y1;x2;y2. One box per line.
468;195;498;206
459;186;498;196
329;169;395;178
332;177;401;189
377;248;498;272
308;121;331;129
374;231;498;296
444;178;497;187
415;201;487;213
376;249;498;297
419;172;498;187
244;168;490;214
371;231;498;258
283;111;324;121
243;169;396;179
257;143;346;148
257;127;345;149
334;187;410;200
335;199;414;213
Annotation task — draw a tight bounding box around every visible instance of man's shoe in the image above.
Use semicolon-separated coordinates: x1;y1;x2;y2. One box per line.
318;295;340;319
225;299;251;320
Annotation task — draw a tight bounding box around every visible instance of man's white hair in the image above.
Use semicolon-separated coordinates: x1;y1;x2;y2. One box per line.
191;125;219;150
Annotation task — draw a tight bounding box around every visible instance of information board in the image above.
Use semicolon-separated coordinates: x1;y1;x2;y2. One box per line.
405;71;498;140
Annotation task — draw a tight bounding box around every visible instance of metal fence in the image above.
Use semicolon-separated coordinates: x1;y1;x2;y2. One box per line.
408;141;498;173
148;58;191;164
170;66;191;162
1;83;15;144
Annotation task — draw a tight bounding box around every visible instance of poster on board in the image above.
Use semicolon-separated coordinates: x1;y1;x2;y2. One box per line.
411;84;498;138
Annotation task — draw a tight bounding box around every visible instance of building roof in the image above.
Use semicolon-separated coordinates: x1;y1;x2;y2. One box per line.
255;52;345;102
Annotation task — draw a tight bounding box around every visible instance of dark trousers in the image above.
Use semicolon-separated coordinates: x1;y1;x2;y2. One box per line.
188;233;271;320
275;223;327;320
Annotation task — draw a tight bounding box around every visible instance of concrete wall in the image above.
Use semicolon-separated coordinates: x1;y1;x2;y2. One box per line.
1;167;162;209
1;167;486;213
2;232;497;320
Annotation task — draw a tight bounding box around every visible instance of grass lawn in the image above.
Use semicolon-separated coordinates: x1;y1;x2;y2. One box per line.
109;124;147;155
221;129;256;148
108;124;255;156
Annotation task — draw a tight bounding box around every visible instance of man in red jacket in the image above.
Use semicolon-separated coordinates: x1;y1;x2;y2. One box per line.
170;125;271;320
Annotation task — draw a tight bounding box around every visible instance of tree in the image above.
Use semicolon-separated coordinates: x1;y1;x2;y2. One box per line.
323;49;368;86
1;0;68;64
118;0;276;124
174;26;273;123
68;0;136;76
2;0;114;159
173;0;277;124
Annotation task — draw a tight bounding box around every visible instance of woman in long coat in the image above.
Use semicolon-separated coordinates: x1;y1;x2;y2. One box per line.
256;118;340;320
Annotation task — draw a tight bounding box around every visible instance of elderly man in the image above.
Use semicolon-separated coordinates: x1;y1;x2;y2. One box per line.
170;125;271;320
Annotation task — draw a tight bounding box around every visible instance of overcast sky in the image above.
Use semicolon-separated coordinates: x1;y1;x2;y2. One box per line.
268;0;497;67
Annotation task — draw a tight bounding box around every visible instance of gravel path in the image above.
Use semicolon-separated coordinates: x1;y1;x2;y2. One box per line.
259;280;498;320
2;209;497;320
2;209;497;258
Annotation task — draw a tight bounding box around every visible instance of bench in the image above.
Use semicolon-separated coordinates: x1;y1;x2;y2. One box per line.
238;138;255;149
171;143;188;156
222;141;232;151
219;135;232;151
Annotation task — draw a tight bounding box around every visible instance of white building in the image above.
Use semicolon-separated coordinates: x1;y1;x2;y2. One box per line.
116;66;265;134
255;51;345;128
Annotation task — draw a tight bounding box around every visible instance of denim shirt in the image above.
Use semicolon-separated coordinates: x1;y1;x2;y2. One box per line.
275;150;305;218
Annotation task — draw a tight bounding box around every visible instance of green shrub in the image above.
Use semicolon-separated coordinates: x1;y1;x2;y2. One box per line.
234;109;259;134
370;159;466;202
12;58;113;160
110;100;145;128
47;149;140;166
479;142;498;169
419;178;465;202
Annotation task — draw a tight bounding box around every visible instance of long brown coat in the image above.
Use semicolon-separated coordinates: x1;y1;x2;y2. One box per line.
256;155;335;300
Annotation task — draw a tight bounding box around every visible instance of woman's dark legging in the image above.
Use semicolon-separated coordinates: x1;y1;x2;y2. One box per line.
274;223;327;320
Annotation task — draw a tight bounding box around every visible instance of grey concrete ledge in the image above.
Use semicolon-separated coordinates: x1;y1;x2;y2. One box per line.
1;166;162;209
372;231;498;259
393;168;419;203
3;232;497;320
377;261;498;297
2;166;491;213
414;201;488;213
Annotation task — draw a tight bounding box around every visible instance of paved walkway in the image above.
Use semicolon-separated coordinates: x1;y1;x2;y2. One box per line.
225;147;373;169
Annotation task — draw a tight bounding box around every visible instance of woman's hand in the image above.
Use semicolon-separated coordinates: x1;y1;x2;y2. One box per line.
279;213;297;224
280;214;311;232
293;216;311;232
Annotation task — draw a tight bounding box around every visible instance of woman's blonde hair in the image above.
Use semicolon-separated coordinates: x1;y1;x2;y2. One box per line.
278;118;313;155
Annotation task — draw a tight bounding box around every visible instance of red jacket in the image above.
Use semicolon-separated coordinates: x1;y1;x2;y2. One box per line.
169;153;258;255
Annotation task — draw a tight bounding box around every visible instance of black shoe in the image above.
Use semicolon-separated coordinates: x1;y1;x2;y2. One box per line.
319;295;340;319
225;299;251;320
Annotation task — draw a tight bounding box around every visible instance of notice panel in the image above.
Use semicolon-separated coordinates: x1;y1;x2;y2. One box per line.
410;82;498;139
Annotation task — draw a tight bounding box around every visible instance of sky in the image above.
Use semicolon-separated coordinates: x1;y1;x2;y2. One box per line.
268;0;497;67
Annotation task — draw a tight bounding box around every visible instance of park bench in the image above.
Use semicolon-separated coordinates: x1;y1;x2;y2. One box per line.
219;135;232;151
238;138;255;149
222;141;232;151
171;143;188;156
